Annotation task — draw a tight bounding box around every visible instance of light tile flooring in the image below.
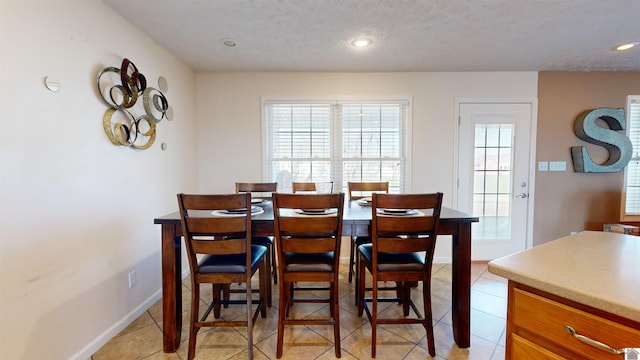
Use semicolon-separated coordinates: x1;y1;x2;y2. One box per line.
92;262;508;360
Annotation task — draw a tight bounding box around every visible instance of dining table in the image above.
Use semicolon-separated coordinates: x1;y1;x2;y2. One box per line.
154;199;479;353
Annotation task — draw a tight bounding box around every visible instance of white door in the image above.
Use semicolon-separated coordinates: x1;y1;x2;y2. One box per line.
457;102;534;260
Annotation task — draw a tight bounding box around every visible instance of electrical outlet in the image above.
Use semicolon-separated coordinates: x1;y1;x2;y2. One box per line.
128;271;136;288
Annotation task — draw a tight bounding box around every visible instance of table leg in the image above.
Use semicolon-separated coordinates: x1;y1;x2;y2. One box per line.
451;223;471;348
161;224;182;352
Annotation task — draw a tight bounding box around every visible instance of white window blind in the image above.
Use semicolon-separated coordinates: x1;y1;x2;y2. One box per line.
263;99;408;193
623;95;640;217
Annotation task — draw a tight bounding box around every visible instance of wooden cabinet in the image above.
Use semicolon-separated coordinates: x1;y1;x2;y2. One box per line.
506;282;640;360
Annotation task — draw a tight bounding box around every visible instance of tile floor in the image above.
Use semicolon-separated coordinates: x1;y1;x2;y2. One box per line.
92;262;508;360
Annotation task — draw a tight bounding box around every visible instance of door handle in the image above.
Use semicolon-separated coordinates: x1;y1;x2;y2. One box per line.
516;193;528;198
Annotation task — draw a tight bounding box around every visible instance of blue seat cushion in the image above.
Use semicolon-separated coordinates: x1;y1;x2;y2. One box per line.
358;243;425;272
198;244;267;273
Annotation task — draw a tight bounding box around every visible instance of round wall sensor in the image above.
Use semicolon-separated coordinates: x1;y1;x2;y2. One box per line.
45;77;60;92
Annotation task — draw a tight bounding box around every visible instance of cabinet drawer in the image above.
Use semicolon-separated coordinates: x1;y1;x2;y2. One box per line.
512;333;565;360
513;288;640;360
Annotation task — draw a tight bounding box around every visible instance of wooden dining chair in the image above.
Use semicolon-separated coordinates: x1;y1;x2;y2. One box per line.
356;192;443;358
292;181;316;193
292;181;334;193
177;193;268;360
236;182;278;287
272;192;344;358
347;181;389;283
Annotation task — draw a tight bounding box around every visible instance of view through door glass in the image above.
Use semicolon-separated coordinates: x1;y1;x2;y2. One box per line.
473;123;513;240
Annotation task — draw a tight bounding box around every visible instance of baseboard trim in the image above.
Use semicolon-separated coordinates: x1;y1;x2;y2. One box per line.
69;289;162;360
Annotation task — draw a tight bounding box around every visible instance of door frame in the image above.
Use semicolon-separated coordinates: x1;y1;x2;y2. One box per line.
453;98;538;254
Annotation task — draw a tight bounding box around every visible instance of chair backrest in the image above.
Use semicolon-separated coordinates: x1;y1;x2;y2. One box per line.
292;182;316;193
272;193;344;257
347;181;389;200
371;192;443;267
292;181;334;194
235;182;277;199
177;193;252;274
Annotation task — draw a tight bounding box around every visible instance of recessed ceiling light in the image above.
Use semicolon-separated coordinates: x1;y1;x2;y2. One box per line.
615;42;638;51
221;38;237;47
351;38;373;48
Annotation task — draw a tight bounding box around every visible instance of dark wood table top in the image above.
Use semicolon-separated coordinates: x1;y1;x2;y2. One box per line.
154;199;478;225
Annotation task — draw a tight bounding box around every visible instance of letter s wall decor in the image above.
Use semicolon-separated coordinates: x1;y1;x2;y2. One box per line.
571;108;633;173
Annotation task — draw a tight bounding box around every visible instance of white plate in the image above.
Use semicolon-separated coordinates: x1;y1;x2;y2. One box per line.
294;208;338;215
377;208;418;216
213;206;264;216
357;198;372;206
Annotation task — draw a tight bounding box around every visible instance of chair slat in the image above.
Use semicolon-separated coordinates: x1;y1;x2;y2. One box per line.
281;237;336;253
377;237;433;253
377;216;435;234
186;216;248;234
191;238;247;255
278;216;339;233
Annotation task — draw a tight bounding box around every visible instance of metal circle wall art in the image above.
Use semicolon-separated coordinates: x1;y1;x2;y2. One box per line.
97;58;171;150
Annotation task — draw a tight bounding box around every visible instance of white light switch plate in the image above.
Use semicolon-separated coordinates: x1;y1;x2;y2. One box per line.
549;161;566;171
538;161;548;171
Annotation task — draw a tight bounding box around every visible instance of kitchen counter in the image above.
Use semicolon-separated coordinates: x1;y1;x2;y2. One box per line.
488;231;640;323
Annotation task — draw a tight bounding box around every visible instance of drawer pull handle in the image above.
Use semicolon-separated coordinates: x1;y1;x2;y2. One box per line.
564;326;625;354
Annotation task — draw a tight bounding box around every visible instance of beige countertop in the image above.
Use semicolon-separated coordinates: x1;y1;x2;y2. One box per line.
488;231;640;323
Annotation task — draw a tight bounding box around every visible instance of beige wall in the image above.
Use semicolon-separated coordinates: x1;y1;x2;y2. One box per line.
0;1;198;358
534;72;640;246
195;71;538;261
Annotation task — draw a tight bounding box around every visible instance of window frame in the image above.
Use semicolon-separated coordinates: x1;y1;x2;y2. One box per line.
621;95;640;222
261;96;412;194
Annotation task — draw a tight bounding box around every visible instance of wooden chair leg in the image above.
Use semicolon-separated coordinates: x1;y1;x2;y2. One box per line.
371;274;378;358
213;284;222;318
222;284;230;308
260;260;268;318
423;278;436;357
348;236;355;283
264;249;272;308
402;282;411;316
246;279;254;360
332;281;341;358
286;282;294;317
329;282;335;318
357;255;366;317
276;281;287;359
271;242;278;284
188;283;200;360
354;247;364;306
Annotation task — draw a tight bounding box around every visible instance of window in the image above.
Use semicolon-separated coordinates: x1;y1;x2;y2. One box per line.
262;98;409;193
622;95;640;221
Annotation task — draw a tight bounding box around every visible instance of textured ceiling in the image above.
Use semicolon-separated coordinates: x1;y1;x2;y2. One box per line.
102;0;640;72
